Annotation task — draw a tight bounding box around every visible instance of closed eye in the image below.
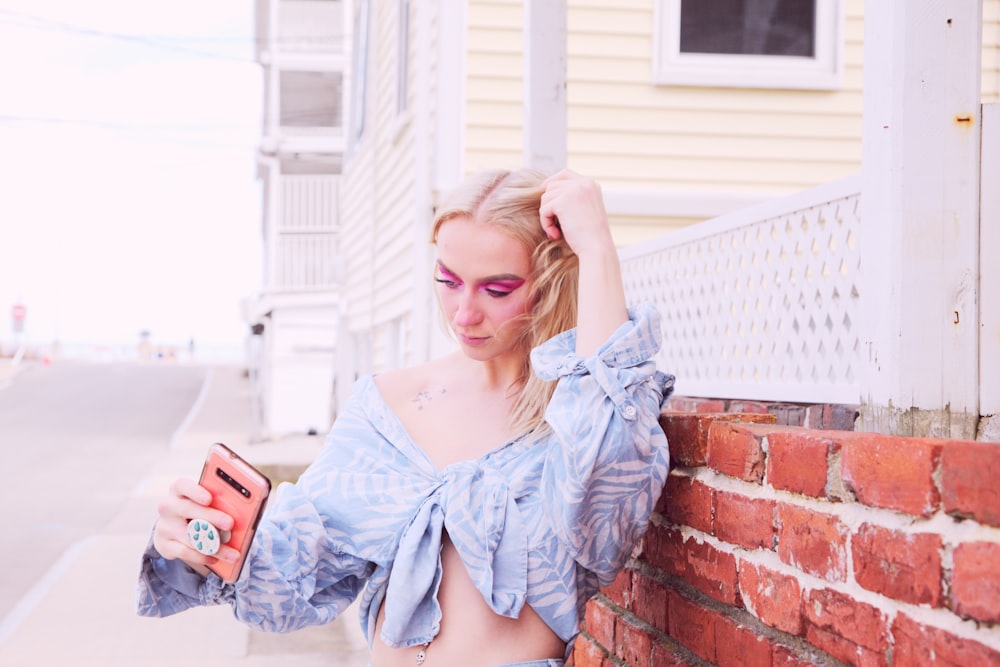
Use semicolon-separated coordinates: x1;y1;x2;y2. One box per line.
481;279;525;298
435;277;460;289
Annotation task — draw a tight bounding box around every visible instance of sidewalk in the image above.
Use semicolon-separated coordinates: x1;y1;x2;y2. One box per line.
0;364;370;667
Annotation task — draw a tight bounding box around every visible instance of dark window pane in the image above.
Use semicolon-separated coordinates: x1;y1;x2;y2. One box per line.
680;0;815;57
280;71;343;127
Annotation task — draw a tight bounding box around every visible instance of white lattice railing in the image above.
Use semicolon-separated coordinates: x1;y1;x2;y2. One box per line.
621;174;863;405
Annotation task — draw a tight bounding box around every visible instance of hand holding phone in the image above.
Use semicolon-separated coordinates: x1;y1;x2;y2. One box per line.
196;443;271;583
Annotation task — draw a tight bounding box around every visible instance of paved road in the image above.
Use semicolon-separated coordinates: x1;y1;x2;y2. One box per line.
0;360;369;666
0;361;208;621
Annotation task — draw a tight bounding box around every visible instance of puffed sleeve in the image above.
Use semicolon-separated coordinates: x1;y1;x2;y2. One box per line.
136;397;379;633
532;303;674;586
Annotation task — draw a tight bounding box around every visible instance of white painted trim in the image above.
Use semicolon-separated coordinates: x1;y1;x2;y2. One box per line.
433;0;465;195
982;103;1000;415
653;0;843;91
410;0;433;364
603;187;772;220
523;0;567;172
676;380;860;406
859;0;982;431
619;173;861;259
428;0;465;361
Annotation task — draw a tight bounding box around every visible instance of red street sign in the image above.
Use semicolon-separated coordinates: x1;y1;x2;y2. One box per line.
11;304;26;322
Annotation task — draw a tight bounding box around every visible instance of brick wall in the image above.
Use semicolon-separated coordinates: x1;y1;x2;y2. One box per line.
574;413;1000;667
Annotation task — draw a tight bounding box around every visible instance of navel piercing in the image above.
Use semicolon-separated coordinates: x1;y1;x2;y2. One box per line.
416;642;430;665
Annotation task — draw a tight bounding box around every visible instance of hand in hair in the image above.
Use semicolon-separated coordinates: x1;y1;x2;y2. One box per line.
540;169;628;355
539;169;615;259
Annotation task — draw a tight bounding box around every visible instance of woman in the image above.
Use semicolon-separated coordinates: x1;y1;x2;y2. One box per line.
138;168;673;667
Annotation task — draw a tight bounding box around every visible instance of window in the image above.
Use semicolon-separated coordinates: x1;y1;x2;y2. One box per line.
347;0;370;151
280;71;343;129
396;0;410;117
654;0;842;90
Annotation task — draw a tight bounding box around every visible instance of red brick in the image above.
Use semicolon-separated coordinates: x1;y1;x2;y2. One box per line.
767;430;839;498
715;491;775;550
941;440;1000;527
659;413;776;468
651;641;699;666
661;472;714;534
803;588;889;654
851;523;943;606
631;571;669;633
728;400;772;414
706;421;767;483
614;618;653;666
572;635;610;667
771;404;808;426
777;503;849;582
683;537;739;605
664;397;727;413
804;623;888;667
601;567;632;610
738;561;803;634
640;523;685;578
892;613;1000;667
667;590;717;663
952;541;1000;623
660;414;717;467
839;433;942;516
772;645;823;667
805;403;860;431
714;615;772;667
583;599;616;651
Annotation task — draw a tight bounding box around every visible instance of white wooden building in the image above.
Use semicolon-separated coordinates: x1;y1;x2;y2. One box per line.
244;0;349;438
249;0;1000;440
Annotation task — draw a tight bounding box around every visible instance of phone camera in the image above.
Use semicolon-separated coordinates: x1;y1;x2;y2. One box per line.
217;467;252;500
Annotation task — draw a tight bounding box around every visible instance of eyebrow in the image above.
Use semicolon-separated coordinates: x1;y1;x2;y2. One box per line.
435;260;526;284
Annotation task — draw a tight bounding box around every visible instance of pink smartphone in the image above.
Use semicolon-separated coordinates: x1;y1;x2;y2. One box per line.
198;442;271;583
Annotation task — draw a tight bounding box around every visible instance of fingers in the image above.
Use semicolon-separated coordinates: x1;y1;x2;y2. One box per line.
151;477;238;568
539;169;612;256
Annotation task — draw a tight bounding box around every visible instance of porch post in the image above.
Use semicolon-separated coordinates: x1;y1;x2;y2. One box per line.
523;0;567;173
981;103;1000;440
858;1;983;438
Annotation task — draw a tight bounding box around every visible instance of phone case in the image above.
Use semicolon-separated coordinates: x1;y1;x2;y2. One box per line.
198;442;271;583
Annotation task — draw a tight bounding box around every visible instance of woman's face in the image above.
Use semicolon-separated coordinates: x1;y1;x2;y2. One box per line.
434;216;533;363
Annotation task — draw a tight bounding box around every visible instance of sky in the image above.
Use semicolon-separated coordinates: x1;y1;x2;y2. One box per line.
0;0;262;356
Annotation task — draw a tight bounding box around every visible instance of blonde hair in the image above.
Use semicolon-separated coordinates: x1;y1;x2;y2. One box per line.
431;168;579;435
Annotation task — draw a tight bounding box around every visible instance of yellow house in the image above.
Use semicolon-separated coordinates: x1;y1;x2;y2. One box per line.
243;0;996;433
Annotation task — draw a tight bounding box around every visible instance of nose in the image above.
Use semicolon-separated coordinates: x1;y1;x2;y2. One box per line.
452;292;483;328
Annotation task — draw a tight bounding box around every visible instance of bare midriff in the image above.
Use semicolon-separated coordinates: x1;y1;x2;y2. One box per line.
370;533;566;667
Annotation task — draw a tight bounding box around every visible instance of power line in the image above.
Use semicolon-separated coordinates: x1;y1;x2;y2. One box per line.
0;114;256;151
0;8;251;62
0;8;347;60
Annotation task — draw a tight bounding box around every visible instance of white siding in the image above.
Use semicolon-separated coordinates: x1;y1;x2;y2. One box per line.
465;0;525;172
986;0;1000;102
338;0;443;377
565;0;865;194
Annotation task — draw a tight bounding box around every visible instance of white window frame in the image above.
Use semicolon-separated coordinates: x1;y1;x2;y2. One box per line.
347;0;370;154
390;0;412;143
653;0;843;90
396;0;410;117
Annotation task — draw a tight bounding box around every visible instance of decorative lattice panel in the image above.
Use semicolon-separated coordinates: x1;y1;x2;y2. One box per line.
622;185;862;404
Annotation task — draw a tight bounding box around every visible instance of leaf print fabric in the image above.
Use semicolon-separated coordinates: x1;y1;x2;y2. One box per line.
137;303;673;658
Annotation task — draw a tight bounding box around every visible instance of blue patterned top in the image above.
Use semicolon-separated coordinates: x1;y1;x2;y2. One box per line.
136;304;673;656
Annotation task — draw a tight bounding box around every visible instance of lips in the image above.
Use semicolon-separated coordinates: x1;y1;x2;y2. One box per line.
458;333;490;347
